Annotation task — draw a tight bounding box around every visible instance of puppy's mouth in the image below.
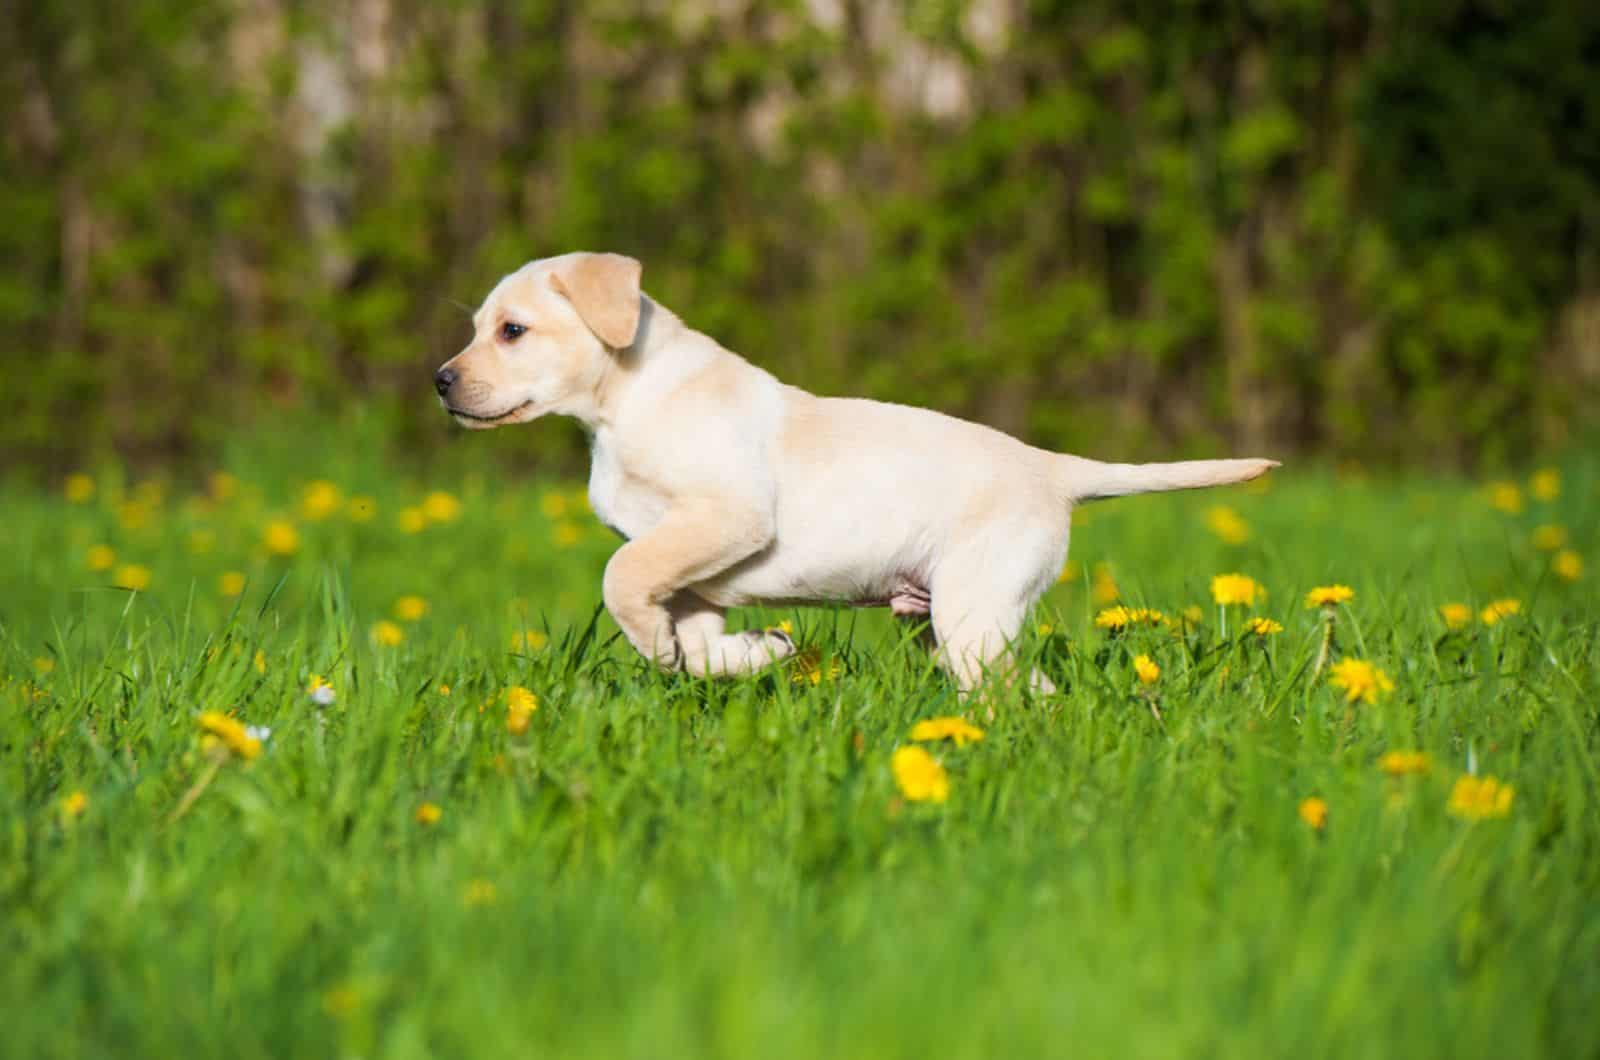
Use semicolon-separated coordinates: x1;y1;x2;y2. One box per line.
444;400;534;426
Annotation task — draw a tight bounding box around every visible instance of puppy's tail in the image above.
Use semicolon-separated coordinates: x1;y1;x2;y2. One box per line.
1057;454;1280;504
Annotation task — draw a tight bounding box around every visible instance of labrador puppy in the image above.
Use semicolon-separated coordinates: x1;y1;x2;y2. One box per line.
435;252;1277;692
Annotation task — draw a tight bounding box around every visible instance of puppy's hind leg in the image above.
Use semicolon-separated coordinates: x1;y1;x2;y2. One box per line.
930;593;1029;697
671;594;796;677
929;533;1062;701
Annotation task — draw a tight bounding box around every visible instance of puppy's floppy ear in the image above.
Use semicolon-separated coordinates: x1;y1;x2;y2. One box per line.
550;253;643;349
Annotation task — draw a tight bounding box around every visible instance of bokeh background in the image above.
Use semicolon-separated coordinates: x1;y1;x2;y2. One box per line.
5;0;1600;475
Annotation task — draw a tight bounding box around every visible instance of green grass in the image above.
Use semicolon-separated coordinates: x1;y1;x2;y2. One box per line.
3;422;1597;1058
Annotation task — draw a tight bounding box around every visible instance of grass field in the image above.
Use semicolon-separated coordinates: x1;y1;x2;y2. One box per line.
3;419;1597;1058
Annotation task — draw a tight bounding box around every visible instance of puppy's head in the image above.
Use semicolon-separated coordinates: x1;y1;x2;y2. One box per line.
433;252;642;429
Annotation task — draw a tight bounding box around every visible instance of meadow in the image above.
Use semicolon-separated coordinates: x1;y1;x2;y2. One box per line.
3;418;1597;1059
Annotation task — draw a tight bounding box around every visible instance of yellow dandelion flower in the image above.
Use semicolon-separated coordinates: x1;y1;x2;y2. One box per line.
891;746;950;803
263;519;300;556
33;656;55;675
1091;563;1120;605
1553;551;1583;582
1246;617;1283;636
196;710;263;761
909;716;986;747
1447;775;1514;821
1531;525;1567;552
1211;573;1263;607
552;521;583;548
1056;560;1079;584
398;507;427;534
506;686;539;734
116;501;150;531
86;544;116;572
1298;797;1328;831
778;619;795;636
790;648;842;685
299;479;343;521
1094;606;1166;630
370;620;404;647
422;491;462;523
1479;599;1521;626
65;473;96;503
1327;658;1394;704
464;879;498;906
217;571;245;597
1204;505;1251;545
438;683;451;696
113;564;151;591
1036;622;1053;636
415;802;443;825
1438;602;1472;629
209;471;238;502
1133;654;1160;685
1486;481;1524;514
1094;606;1128;630
253;650;267;675
114;489;154;518
510;629;549;653
1305;585;1354;608
346;495;377;522
61;790;89;819
1378;751;1431;776
539;491;569;519
1182;605;1204;624
393;595;428;622
1528;468;1560;502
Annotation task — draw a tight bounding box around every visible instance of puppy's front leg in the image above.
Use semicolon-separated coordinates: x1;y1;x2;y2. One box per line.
601;500;774;672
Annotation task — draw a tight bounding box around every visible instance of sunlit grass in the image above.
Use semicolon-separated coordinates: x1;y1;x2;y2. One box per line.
2;422;1597;1058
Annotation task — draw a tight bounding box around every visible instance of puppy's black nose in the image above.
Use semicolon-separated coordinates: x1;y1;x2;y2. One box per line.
434;367;457;397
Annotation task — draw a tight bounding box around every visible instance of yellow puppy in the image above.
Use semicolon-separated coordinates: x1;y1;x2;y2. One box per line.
436;252;1277;691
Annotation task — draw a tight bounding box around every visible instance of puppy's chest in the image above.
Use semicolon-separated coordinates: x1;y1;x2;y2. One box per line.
587;439;669;541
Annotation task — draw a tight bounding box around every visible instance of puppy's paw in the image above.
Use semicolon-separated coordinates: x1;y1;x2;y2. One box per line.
648;635;683;673
742;627;798;667
679;629;796;677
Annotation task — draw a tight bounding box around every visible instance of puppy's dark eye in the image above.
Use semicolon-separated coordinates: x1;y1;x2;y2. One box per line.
499;322;527;342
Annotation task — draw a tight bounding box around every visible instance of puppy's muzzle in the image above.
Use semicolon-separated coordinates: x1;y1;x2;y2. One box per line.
434;367;458;397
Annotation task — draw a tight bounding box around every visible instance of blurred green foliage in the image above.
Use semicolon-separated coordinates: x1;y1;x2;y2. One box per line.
4;0;1599;473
